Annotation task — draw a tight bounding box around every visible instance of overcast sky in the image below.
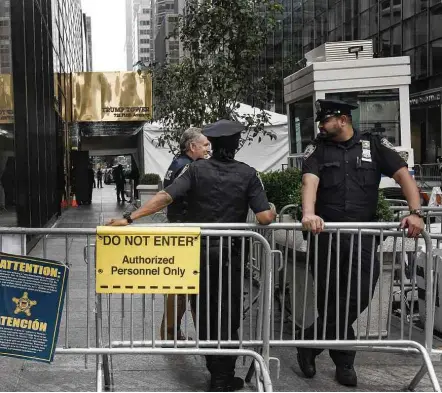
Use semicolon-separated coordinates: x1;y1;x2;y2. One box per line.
81;0;127;72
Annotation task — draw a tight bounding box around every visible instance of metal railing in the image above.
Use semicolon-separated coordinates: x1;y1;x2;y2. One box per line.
414;164;442;190
0;222;441;392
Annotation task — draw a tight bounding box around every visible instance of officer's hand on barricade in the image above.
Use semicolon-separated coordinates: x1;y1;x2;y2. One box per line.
301;214;324;234
400;214;424;238
106;218;129;226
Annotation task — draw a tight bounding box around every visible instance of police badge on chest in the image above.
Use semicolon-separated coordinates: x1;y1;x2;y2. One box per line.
361;140;372;162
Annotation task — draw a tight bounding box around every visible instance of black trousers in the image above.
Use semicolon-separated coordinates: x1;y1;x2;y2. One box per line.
97;178;103;188
302;232;380;366
116;183;125;201
190;244;242;378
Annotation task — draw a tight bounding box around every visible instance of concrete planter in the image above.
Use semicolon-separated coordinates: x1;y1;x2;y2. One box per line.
137;184;159;205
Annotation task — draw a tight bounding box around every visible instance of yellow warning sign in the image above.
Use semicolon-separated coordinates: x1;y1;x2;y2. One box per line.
96;226;201;294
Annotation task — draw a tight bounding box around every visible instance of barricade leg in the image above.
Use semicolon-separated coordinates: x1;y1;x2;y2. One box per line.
408;363;428;391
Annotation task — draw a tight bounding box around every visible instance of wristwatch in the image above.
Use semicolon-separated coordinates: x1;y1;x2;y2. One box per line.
409;209;424;218
123;211;133;224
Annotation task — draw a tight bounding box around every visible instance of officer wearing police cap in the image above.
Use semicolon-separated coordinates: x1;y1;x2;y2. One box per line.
107;119;275;391
299;99;424;387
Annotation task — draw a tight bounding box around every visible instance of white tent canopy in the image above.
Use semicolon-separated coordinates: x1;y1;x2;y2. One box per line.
143;103;289;178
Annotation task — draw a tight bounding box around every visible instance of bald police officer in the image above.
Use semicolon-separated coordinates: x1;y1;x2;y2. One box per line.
299;99;424;387
107;119;276;391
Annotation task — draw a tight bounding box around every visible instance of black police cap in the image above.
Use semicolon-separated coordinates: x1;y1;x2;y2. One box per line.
202;119;245;138
315;99;358;122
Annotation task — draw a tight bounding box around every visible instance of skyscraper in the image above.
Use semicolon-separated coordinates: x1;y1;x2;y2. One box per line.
0;0;88;228
84;15;93;71
126;0;154;69
266;0;442;164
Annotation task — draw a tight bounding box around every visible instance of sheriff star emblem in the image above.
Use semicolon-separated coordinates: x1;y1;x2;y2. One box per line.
12;292;37;317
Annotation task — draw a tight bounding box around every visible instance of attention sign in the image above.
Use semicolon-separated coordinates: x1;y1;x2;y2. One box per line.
0;253;69;363
96;227;201;294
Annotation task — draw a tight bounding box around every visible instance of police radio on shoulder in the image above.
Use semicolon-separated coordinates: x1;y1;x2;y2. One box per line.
123;211;133;224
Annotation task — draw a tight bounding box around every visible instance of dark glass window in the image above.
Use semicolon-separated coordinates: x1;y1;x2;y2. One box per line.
369;5;378;36
303;0;314;22
431;5;442;40
403;17;415;50
431;39;442;76
360;0;370;12
289;96;314;154
416;12;427;46
391;0;402;25
328;6;337;31
415;45;428;78
391;24;402;55
380;0;391;30
380;29;391;57
315;0;327;15
360;10;369;38
325;89;401;145
403;0;415;19
344;0;352;22
404;48;416;76
344;21;352;40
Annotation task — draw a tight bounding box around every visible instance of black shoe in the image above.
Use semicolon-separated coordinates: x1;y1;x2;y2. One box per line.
297;348;316;378
209;376;227;392
335;364;357;387
226;376;244;391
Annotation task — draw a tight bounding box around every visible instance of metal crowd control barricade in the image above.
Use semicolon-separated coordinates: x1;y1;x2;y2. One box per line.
389;206;442;234
248;222;440;392
415;164;442;191
91;228;274;392
0;226;274;392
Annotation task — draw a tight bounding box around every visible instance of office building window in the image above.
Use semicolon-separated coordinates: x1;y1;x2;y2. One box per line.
140;20;150;26
288;96;314;154
143;8;150;14
431;39;442;76
431;5;442;40
140;29;151;35
326;89;401;145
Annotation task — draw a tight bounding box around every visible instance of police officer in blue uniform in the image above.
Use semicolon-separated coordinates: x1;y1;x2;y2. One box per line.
299;99;425;387
163;127;211;223
161;127;210;340
107;119;276;391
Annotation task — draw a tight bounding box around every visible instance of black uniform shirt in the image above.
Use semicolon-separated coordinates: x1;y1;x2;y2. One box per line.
302;130;407;222
165;157;270;223
163;154;193;222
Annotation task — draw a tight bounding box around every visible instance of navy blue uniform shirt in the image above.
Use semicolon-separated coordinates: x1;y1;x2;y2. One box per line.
165;157;270;223
302;130;407;222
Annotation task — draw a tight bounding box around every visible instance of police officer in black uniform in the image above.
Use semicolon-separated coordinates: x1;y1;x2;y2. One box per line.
107;119;276;391
160;127;210;340
299;99;424;387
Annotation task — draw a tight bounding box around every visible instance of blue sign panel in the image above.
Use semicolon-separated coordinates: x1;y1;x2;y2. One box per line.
0;252;69;363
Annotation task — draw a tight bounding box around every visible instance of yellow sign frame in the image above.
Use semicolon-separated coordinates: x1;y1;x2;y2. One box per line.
96;226;201;294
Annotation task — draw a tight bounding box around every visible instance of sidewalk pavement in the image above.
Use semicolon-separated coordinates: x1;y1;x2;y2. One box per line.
0;184;441;391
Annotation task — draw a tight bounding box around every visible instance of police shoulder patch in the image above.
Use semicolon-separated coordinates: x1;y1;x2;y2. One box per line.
380;137;396;151
303;144;316;160
177;164;190;178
